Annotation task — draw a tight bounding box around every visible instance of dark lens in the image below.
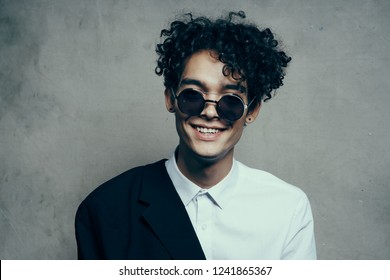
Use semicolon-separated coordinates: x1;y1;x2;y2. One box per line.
218;95;245;121
177;89;205;116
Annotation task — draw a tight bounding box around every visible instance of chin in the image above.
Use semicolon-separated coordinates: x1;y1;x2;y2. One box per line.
191;146;233;163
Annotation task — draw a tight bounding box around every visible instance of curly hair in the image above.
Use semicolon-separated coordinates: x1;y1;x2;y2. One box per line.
155;11;291;107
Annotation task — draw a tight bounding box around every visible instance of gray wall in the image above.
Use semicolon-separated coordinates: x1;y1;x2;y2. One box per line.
1;0;389;259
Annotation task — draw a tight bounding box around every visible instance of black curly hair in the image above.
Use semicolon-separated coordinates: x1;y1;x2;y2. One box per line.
155;11;291;108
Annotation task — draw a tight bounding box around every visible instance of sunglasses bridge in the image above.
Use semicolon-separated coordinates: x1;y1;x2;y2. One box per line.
202;98;236;108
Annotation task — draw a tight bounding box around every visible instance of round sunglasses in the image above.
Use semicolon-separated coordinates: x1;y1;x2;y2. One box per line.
173;88;255;122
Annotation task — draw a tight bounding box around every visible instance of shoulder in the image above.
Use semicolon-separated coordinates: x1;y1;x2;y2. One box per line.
79;159;167;209
235;160;308;202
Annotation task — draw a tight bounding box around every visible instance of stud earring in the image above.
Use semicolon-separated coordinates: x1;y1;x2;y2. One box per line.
168;107;174;113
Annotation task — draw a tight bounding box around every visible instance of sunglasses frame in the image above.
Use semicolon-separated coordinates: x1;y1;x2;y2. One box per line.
171;87;256;121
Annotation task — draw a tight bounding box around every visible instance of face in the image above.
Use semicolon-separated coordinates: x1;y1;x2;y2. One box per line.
165;50;260;164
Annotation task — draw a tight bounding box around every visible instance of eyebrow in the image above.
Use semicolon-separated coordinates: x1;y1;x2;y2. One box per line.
179;78;247;93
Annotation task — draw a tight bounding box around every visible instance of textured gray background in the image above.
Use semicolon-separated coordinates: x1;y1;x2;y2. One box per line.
1;0;389;259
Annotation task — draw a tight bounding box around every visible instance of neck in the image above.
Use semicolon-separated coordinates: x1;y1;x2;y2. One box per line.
176;145;234;189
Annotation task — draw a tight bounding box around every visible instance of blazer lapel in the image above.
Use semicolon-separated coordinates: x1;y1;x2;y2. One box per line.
139;160;206;260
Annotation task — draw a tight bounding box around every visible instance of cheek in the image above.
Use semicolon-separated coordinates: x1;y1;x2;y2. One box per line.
232;128;245;143
174;114;191;136
229;123;246;142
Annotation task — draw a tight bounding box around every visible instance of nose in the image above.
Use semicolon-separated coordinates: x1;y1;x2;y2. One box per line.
200;99;219;119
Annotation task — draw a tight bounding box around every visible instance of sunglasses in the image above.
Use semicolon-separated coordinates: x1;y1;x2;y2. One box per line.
173;88;255;122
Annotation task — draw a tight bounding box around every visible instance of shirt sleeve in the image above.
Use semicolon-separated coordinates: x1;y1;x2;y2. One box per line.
281;194;317;260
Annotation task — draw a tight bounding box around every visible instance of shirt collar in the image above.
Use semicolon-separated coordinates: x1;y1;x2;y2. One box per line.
165;151;238;209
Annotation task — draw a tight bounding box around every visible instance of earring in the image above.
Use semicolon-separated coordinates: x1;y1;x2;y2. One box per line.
247;117;252;122
168;107;174;113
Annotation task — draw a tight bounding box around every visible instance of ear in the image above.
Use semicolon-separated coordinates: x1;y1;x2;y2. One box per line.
164;88;175;112
245;101;261;124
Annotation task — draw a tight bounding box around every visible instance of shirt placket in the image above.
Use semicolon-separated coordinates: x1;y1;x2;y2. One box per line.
195;191;213;259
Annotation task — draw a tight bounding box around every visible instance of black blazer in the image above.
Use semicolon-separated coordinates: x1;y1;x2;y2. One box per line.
75;159;206;259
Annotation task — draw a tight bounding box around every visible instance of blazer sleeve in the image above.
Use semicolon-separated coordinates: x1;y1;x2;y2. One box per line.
74;166;142;260
75;200;103;259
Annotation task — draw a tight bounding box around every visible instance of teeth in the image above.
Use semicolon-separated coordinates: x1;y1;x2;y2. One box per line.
195;126;220;134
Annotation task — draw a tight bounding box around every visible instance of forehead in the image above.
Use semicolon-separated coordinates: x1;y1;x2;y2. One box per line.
180;50;245;91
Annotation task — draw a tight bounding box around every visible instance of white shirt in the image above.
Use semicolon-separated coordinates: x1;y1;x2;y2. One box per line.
165;153;317;260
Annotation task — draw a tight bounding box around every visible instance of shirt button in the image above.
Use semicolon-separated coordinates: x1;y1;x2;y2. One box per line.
201;224;207;230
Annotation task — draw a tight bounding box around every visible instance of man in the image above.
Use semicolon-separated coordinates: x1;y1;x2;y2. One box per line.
75;11;316;260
